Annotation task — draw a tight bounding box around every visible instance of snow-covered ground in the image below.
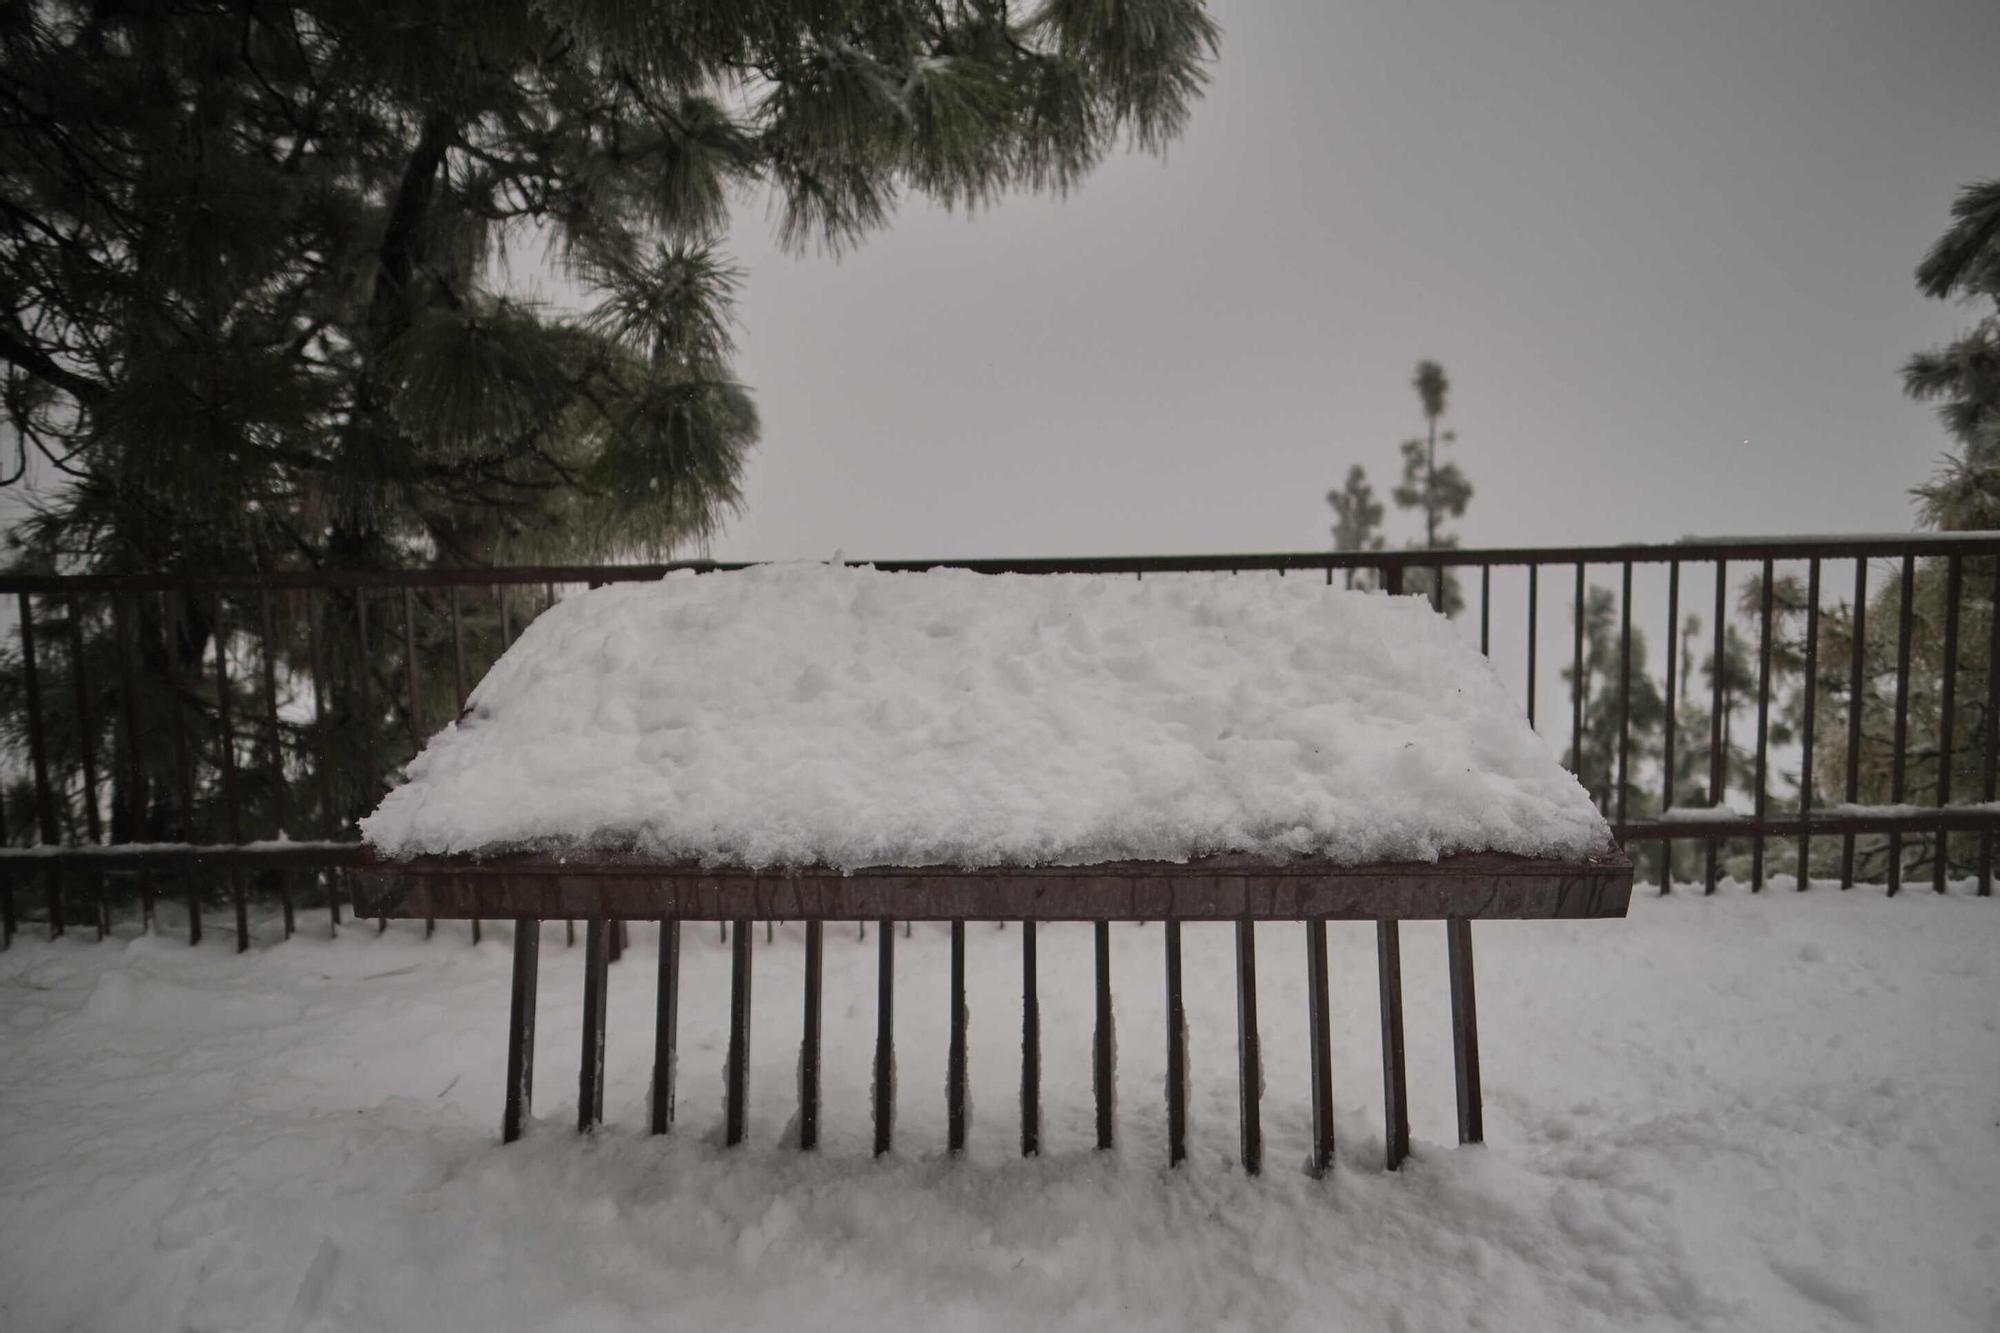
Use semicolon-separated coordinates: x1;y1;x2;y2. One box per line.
2;885;1995;1332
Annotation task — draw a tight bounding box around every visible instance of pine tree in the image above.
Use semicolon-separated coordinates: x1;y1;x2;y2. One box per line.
1806;559;1995;884
1662;615;1759;884
1325;463;1384;589
1391;359;1472;612
1907;178;2000;531
2;0;1222;578
1561;584;1665;818
0;0;1222;892
1791;175;2000;883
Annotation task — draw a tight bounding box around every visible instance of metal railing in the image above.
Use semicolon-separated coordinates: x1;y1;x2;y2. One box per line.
4;532;1997;951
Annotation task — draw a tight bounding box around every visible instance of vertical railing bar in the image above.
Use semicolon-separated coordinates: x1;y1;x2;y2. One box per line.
586;583;621;961
1616;561;1633;829
306;588;340;933
451;592;470;943
948;919;968;1154
1888;554;1915;895
1706;560;1727;894
257;589;294;937
1165;919;1187;1168
578;917;608;1132
63;594;106;937
0;796;11;948
114;593;153;928
654;919;682;1136
17;592;64;938
798;918;819;1149
1447;918;1483;1144
501;919;540;1143
1479;564;1491;657
1798;559;1821;890
725;915;752;1145
551;586;570;949
164;590;199;945
1526;566;1539;728
1093;919;1115;1151
1021;920;1040;1157
1843;560;1868;888
455;588;475;940
1662;560;1680;893
1304;920;1334;1178
1751;559;1775;891
1981;557;2000;895
402;587;432;939
1376;920;1409;1171
449;585;468;713
1936;554;1962;893
491;585;509;940
874;918;895;1156
1235;919;1262;1176
64;595;102;845
1570;562;1585;772
356;591;382;932
357;590;376;803
212;593;249;949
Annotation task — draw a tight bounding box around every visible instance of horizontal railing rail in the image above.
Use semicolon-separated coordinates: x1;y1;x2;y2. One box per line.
6;531;2000;594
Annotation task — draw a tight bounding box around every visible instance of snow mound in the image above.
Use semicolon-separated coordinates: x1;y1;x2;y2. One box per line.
361;565;1609;868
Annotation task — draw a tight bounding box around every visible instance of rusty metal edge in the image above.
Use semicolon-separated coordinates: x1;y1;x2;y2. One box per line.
343;849;1635;922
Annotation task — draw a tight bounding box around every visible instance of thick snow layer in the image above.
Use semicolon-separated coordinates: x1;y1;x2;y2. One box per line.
2;885;1996;1332
362;566;1609;868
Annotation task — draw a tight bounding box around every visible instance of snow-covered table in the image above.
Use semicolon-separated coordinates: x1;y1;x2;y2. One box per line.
354;566;1631;1171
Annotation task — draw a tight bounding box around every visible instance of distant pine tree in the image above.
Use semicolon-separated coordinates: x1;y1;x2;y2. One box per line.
1907;178;2000;531
1561;584;1666;818
1326;464;1384;588
1391;359;1473;612
1658;611;1763;885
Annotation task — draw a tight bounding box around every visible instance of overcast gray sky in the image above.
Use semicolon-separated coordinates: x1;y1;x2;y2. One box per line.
708;0;1999;563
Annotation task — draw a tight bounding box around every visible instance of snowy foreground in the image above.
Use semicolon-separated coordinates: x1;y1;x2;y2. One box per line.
2;888;1996;1332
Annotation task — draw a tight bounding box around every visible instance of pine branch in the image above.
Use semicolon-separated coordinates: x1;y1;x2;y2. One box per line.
0;315;105;406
